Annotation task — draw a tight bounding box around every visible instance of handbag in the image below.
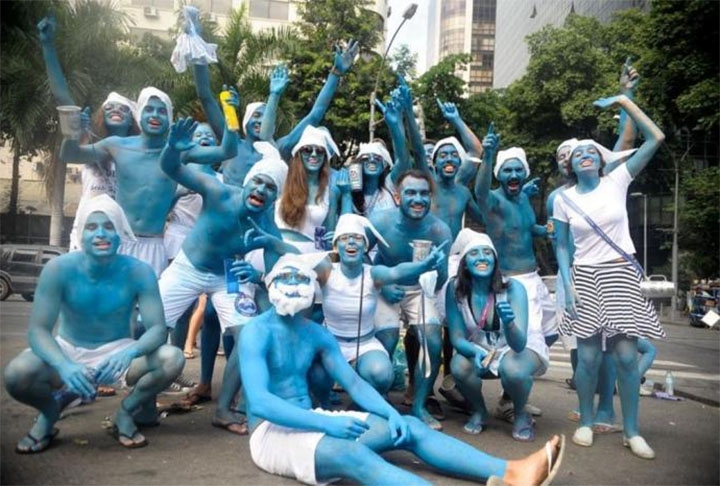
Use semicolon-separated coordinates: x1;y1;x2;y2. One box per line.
558;192;675;298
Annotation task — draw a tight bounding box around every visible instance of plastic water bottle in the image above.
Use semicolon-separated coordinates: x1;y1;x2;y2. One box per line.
664;370;675;396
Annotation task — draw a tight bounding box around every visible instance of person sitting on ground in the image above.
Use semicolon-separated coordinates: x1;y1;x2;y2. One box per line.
240;254;565;486
4;196;184;452
310;214;445;401
445;228;550;442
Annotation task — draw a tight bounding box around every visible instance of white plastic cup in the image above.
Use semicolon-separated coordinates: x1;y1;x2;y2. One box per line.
410;239;433;262
57;105;82;140
348;162;363;191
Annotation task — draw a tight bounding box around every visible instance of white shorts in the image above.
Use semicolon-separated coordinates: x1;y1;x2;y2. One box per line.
374;285;441;331
249;409;370;485
119;236;167;279
335;336;388;363
510;271;557;337
158;251;257;333
55;336;136;387
163;224;191;261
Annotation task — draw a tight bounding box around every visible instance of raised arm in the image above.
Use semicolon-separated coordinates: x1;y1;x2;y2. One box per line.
323;169;351;232
37;15;74;106
474;124;500;212
396;76;427;171
276;40;359;160
594;95;665;178
160;118;221;195
436;98;483;186
259;65;290;143
376;95;411;182
614;57;640;153
185;91;239;165
192;63;226;138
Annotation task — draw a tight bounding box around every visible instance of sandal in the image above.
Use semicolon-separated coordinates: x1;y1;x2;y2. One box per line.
15;427;59;454
183;351;196;359
211;417;248;436
512;414;536;442
182;391;212;407
111;425;148;449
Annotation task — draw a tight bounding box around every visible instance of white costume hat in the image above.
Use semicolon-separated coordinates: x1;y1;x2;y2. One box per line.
264;252;328;287
332;213;390;249
242;102;266;136
494;147;530;179
253;141;282;160
75;194;136;244
450;228;496;259
135;87;173;124
243;157;288;195
102;92;137;120
566;138;638;165
291;126;336;157
431;136;467;164
357;142;393;168
557;138;579;154
315;126;341;158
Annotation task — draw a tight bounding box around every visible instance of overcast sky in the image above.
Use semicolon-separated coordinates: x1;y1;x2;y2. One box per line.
385;0;428;74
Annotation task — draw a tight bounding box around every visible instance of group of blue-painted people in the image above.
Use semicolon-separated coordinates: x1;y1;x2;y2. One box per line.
4;7;669;485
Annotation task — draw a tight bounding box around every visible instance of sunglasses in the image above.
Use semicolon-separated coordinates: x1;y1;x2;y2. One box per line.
102;103;131;114
337;234;364;243
299;146;326;157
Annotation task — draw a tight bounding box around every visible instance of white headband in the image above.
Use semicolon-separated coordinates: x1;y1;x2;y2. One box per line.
494;147;529;179
431;137;467;165
357;142;393;168
243;157;288;195
450;228;496;259
264;252;328;287
332;213;390;249
135;87;173;125
75;194;136;244
567;139;638;165
242;102;266;136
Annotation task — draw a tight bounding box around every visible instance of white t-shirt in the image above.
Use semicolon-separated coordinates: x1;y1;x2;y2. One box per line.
553;165;636;266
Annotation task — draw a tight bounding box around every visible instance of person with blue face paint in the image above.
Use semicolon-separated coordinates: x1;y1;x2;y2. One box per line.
553;95;666;459
37;15;139;253
60;88;238;277
445;229;550;442
367;170;451;430
241;254;566;486
309;214;445;399
4;196;184;452
275;126;350;252
158;117;296;435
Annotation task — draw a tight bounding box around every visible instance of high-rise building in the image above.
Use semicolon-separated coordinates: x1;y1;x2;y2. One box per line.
493;0;649;88
426;0;497;94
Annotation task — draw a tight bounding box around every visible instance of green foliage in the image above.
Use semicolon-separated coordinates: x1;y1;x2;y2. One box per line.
390;44;417;80
678;166;720;278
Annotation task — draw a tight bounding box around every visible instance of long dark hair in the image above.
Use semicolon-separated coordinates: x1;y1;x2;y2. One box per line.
350;156;391;215
454;254;507;301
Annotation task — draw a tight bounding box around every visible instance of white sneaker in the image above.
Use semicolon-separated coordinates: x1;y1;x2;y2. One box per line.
623;435;656;459
572;426;594;447
639;383;654;396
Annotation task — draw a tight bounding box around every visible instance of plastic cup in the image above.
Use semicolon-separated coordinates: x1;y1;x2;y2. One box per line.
348;162;363;191
57;105;82;140
410;239;433;262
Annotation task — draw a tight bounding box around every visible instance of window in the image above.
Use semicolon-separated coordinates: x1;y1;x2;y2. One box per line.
250;0;289;20
11;250;35;263
472;0;497;22
442;0;467;18
41;251;61;264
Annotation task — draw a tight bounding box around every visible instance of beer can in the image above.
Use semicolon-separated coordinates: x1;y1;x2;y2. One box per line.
314;226;328;250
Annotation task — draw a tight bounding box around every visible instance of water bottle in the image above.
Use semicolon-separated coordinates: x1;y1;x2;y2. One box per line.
664;370;675;396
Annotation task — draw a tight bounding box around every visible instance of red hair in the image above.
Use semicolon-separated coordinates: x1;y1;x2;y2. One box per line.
279;154;329;228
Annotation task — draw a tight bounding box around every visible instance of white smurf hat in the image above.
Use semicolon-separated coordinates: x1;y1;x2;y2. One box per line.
450;228;496;259
494;147;529;179
243;157;288;195
75;194;136;244
291;125;335;157
242;102;266;136
264;252;328;287
332;213;389;249
566;139;638;165
431;136;467;164
357;142;392;167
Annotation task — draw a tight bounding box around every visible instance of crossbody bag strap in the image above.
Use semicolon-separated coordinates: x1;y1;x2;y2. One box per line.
559;191;645;278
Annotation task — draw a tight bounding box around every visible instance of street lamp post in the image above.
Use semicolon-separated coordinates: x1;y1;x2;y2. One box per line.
368;3;418;141
631;192;648;272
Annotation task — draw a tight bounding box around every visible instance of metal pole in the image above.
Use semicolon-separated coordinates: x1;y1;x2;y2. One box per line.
643;194;648;272
671;159;679;313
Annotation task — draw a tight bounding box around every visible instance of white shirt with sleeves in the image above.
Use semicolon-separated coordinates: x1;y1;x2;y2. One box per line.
553;164;636;266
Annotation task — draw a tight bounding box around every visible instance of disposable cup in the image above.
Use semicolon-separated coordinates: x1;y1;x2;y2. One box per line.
57;105;82;140
410;239;433;262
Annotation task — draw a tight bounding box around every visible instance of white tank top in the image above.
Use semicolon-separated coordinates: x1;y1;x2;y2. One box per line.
275;187;330;239
322;263;376;339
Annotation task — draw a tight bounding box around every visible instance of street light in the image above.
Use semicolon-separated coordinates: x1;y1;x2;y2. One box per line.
368;3;418;141
631;192;648;272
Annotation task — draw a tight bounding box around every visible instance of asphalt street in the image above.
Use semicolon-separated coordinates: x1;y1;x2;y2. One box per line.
1;295;718;485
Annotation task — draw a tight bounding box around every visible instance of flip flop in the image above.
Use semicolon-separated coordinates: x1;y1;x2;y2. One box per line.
462;420;485;435
512;415;536;442
211;417;248;436
15;427;59;454
182;391;212;407
111;425;148;449
183;351;196;359
593;422;623;434
541;434;566;486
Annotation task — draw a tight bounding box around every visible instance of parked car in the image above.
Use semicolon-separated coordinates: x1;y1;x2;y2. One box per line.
689;287;720;328
0;244;67;301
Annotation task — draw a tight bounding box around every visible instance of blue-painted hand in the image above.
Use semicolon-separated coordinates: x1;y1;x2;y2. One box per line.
482;124;500;155
222;84;241;109
230;259;261;284
37;15;56;44
244;217;280;252
269;65;290;95
564;284;581;319
473;348;489;376
336;168;351;195
168;117;198;152
94;348;137;386
436;98;460;122
80;107;92;132
620;56;640;93
593;94;626;110
496;301;516;326
380;284;405;304
333;39;359;75
387;411;410;446
423;241;447;271
58;361;97;400
323;415;370;440
522;177;541;197
395;77;414;112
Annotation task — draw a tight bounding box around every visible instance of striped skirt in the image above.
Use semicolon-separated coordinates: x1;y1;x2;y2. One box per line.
559;260;665;340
